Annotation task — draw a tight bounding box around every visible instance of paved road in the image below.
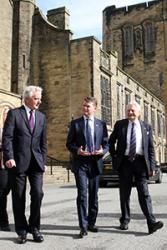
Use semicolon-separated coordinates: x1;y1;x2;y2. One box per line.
1;174;167;250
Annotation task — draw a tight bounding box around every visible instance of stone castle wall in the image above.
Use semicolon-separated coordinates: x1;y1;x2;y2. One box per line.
103;0;167;102
12;0;36;94
0;0;13;91
30;8;72;160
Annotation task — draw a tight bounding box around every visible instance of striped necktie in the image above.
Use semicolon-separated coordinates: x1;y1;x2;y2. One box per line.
128;122;136;162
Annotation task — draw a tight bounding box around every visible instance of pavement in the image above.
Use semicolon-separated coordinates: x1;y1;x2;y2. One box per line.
1;174;167;250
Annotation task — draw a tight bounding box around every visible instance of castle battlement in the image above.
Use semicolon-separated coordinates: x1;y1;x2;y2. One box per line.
103;0;160;15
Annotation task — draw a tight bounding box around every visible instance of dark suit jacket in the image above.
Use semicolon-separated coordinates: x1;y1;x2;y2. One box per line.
66;116;108;174
109;119;156;177
2;106;47;173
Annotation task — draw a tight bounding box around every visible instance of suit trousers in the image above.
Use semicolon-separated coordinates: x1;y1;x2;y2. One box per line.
74;157;99;230
9;156;44;235
119;156;156;225
0;168;10;226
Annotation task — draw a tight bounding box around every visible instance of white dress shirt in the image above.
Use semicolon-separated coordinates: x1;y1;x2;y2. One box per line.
83;116;94;151
125;120;143;155
24;105;35;123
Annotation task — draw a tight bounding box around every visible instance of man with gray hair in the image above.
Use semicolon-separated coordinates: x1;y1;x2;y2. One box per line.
109;101;163;234
2;85;47;243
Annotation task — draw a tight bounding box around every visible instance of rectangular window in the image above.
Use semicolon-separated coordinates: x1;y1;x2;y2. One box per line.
135;95;141;104
157;112;161;137
151;108;155;134
162;116;166;138
117;84;121;119
101;76;111;125
144;102;149;123
23;54;26;69
125;91;131;116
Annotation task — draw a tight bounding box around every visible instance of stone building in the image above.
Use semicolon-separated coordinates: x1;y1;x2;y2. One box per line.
0;0;166;163
0;0;21;133
103;0;167;122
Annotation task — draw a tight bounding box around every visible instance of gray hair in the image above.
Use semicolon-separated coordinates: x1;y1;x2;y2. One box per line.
126;101;141;112
23;85;43;100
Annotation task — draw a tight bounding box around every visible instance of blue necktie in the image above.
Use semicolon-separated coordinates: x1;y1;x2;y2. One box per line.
86;119;93;152
128;122;136;162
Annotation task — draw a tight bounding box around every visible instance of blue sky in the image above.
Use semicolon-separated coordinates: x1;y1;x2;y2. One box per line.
36;0;153;41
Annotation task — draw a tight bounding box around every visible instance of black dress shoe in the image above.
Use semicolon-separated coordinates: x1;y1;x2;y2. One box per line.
148;221;163;234
32;229;44;242
79;229;88;238
120;222;128;230
0;225;11;231
88;225;98;232
17;234;27;244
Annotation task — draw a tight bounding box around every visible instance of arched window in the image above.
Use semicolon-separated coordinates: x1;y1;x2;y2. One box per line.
122;25;134;60
143;21;155;58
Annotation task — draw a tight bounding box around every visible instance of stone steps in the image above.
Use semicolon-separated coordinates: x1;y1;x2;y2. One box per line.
44;165;75;184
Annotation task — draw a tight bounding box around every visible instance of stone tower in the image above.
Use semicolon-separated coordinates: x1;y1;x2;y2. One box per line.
0;0;13;91
11;0;36;95
30;7;72;159
47;7;70;30
103;0;167;105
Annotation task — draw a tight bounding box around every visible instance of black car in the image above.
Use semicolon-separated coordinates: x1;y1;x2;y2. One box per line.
99;154;163;187
160;162;167;173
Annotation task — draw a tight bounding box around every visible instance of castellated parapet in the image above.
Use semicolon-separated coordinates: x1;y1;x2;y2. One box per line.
104;0;159;22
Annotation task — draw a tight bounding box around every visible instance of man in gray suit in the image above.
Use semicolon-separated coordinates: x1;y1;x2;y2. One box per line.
66;97;108;238
2;86;47;243
109;101;163;234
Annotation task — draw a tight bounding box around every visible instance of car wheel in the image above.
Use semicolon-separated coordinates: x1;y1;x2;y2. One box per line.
155;170;163;184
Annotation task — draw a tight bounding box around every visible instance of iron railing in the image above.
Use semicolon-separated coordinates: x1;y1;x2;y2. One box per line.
46;155;71;181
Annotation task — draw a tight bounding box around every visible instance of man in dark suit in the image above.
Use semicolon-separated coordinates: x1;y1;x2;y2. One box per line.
0;107;11;231
66;97;108;238
2;86;47;243
109;101;163;234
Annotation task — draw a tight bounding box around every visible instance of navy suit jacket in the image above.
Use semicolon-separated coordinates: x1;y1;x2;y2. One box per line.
109;119;156;177
66;116;108;174
2;106;47;173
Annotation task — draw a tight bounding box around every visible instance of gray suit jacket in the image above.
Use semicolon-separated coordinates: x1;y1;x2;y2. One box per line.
2;106;47;173
109;119;156;177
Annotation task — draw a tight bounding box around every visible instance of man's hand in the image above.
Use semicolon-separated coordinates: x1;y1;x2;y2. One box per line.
149;170;155;177
92;145;103;155
78;146;91;156
5;159;16;168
